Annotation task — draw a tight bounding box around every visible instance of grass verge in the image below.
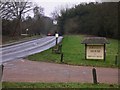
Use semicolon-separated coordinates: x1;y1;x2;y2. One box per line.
2;82;119;88
2;35;42;45
27;35;119;68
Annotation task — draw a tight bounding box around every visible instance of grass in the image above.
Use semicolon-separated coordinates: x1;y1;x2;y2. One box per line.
2;35;42;45
27;35;119;68
2;82;119;88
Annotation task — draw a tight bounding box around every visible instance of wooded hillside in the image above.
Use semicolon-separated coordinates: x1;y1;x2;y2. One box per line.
57;2;119;39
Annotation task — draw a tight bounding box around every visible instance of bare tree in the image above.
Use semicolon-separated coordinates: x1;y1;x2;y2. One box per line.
33;5;44;20
32;5;45;35
0;0;33;36
51;9;59;20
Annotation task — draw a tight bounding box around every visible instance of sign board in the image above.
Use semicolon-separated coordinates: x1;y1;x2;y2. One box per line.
55;33;59;38
53;20;57;25
86;45;104;59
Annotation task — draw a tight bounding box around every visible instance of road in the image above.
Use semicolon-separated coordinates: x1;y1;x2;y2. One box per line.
0;36;63;63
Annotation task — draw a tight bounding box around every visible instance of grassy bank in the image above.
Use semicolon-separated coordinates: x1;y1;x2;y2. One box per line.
27;35;118;68
2;35;42;45
2;82;119;88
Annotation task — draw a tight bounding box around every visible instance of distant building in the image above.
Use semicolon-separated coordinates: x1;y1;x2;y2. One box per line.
81;37;109;61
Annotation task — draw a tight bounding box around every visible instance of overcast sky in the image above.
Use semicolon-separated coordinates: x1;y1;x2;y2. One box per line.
29;0;96;17
29;0;119;17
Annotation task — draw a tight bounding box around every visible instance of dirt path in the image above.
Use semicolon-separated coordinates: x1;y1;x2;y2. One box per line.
2;59;118;84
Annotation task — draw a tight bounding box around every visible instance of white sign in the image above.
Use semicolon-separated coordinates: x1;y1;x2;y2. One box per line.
86;45;104;59
53;20;57;25
55;33;59;38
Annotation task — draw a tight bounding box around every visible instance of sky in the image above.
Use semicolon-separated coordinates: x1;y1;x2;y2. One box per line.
29;0;119;18
29;0;96;17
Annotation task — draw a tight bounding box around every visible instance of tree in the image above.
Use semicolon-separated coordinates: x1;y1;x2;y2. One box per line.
0;0;33;36
57;2;118;39
32;5;45;35
33;6;44;20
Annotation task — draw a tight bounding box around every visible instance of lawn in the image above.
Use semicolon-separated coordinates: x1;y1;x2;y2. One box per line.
27;35;119;68
2;82;119;88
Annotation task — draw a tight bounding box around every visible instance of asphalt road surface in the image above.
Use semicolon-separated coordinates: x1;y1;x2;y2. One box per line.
0;36;63;63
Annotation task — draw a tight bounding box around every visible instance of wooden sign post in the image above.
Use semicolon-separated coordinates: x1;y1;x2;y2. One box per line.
81;37;109;61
